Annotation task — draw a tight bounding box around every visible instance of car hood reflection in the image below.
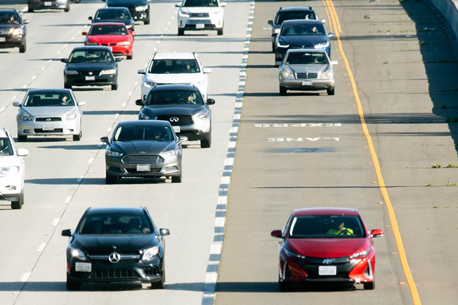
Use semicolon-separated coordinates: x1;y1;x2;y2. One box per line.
286;238;370;258
74;234;157;251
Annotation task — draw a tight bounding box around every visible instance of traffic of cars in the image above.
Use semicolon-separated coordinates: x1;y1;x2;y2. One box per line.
0;0;381;295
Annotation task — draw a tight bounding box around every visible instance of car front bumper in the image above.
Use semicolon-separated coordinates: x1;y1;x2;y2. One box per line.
64;74;117;87
17;119;81;137
279;79;335;91
106;155;181;179
177;15;223;30
0;36;25;49
28;0;68;10
0;174;23;201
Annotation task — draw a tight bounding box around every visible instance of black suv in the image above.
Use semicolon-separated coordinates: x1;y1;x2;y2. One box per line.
27;0;76;13
104;0;150;25
268;6;320;53
0;9;28;53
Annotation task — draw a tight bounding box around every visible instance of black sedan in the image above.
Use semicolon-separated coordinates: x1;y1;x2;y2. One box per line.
0;9;28;53
61;46;122;90
104;0;150;25
275;19;334;66
101;120;186;184
89;7;135;32
62;207;169;290
27;0;74;13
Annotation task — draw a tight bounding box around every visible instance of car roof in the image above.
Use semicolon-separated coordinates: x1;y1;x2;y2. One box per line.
0;9;19;13
154;53;196;60
282;19;323;26
277;6;314;13
97;7;129;11
90;22;128;27
116;120;171;127
150;84;200;91
26;88;72;94
71;46;112;51
85;207;147;216
293;208;360;216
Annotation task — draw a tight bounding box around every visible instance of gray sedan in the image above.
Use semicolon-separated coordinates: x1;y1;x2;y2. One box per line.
101;120;187;184
13;89;85;141
279;49;337;96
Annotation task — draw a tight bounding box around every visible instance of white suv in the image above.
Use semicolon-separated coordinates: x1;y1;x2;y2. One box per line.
138;52;212;101
175;0;226;36
0;128;28;209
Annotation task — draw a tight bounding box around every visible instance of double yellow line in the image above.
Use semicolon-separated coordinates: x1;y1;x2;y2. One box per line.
324;0;421;304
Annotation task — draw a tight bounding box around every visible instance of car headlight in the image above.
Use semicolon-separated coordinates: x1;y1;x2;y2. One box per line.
65;70;79;75
65;113;78;120
117;41;131;46
142;246;159;261
314;42;330;49
20;113;33;121
144;80;155;87
277;41;289;48
179;10;190;17
160;149;179;158
281;69;292;78
136;5;148;11
107;150;124;157
274;28;280;34
349;248;370;260
320;69;333;80
195;110;209;119
100;69;116;75
70;248;87;261
0;166;20;177
12;28;23;36
283;248;305;259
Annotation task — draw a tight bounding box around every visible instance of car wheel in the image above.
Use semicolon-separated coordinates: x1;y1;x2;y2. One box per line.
17;135;27;142
111;84;118;90
66;276;81;291
279;86;287;96
73;131;82;141
28;6;34;13
271;43;275;53
127;53;133;60
327;87;335;95
144;17;150;25
64;5;70;12
217;28;223;36
11;193;24;210
64;83;72;89
19;41;26;53
106;173;117;184
178;28;184;36
364;281;375;290
201;132;211;148
279;280;291;292
171;174;182;183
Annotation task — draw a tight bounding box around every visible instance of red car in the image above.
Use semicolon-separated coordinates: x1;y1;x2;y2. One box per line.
271;208;384;291
83;23;134;60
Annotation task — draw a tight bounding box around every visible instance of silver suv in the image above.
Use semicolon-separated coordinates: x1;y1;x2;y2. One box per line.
0;128;28;209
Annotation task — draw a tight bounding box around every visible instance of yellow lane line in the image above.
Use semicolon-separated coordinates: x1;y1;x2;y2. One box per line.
324;0;421;303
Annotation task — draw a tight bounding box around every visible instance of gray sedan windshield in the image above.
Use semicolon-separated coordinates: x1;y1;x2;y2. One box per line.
114;125;174;142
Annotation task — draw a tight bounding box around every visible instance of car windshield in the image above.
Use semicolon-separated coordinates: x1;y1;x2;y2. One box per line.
281;23;325;36
0;12;20;25
23;92;75;107
145;90;204;106
0;137;13;156
276;11;316;25
95;9;130;20
148;59;200;74
78;213;153;235
285;52;328;65
68;50;114;63
182;0;219;7
113;125;174;142
89;24;128;35
289;215;365;239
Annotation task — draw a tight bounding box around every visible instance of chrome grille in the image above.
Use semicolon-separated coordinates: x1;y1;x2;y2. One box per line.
123;155;164;164
296;72;318;79
190;13;210;18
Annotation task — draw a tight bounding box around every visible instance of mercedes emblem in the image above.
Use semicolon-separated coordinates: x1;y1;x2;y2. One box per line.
108;252;121;264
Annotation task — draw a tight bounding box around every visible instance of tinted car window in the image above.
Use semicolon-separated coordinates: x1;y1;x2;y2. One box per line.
149;59;200;74
285;52;328;65
78;213;153;235
0;137;13;156
146;90;204;106
276;11;316;24
281;23;325;36
182;0;219;7
23;93;75;107
68;50;114;63
95;9;130;20
289;215;365;238
114;125;174;142
0;12;20;24
89;24;128;35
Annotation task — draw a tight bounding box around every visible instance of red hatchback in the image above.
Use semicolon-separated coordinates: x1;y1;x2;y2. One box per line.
271;208;384;291
83;23;134;60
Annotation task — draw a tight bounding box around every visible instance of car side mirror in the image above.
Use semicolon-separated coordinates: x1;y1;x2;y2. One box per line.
78;101;86;106
268;20;273;26
135;99;144;106
62;229;72;237
100;136;109;144
206;98;215;105
271;230;282;238
12;101;21;107
221;3;227;7
17;148;28;157
175;3;181;7
328;32;335;38
370;229;384;238
82;31;87;35
23;19;29;24
116;57;123;62
160;228;170;236
60;58;68;63
203;68;212;74
330;61;338;65
88;16;93;21
137;69;145;75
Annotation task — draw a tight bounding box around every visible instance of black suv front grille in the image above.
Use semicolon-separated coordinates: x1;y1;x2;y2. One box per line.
90;269;139;279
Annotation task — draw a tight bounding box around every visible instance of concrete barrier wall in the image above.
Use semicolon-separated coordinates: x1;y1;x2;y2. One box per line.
429;0;458;42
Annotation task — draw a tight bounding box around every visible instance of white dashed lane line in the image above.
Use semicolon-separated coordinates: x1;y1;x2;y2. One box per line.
36;243;46;252
51;218;60;226
20;273;31;283
64;196;72;204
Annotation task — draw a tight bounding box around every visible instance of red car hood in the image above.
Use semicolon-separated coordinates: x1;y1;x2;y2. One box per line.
286;238;370;258
87;35;130;44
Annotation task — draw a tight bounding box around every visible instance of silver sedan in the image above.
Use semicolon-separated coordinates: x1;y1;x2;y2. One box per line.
13;89;85;141
279;49;337;96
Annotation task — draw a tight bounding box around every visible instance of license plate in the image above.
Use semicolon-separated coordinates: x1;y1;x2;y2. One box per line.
318;266;336;276
196;24;205;29
137;164;150;172
0;37;5;42
42;124;54;131
172;126;180;133
75;262;91;272
44;1;52;6
302;81;312;86
85;76;95;81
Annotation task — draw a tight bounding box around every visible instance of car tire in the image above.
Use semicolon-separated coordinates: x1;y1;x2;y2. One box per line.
111;84;118;90
66;276;81;291
144;17;150;25
64;83;72;89
106;173;117;184
364;282;375;290
75;0;81;3
178;28;184;36
279;281;291;292
28;7;34;13
73;131;82;141
19;41;26;53
271;43;275;53
217;28;223;36
17;135;27;142
64;5;70;12
11;193;24;210
127;53;133;60
171;174;182;183
327;87;335;95
151;271;165;289
279;86;287;96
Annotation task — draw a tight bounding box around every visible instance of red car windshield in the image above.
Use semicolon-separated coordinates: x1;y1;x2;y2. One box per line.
288;215;366;238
